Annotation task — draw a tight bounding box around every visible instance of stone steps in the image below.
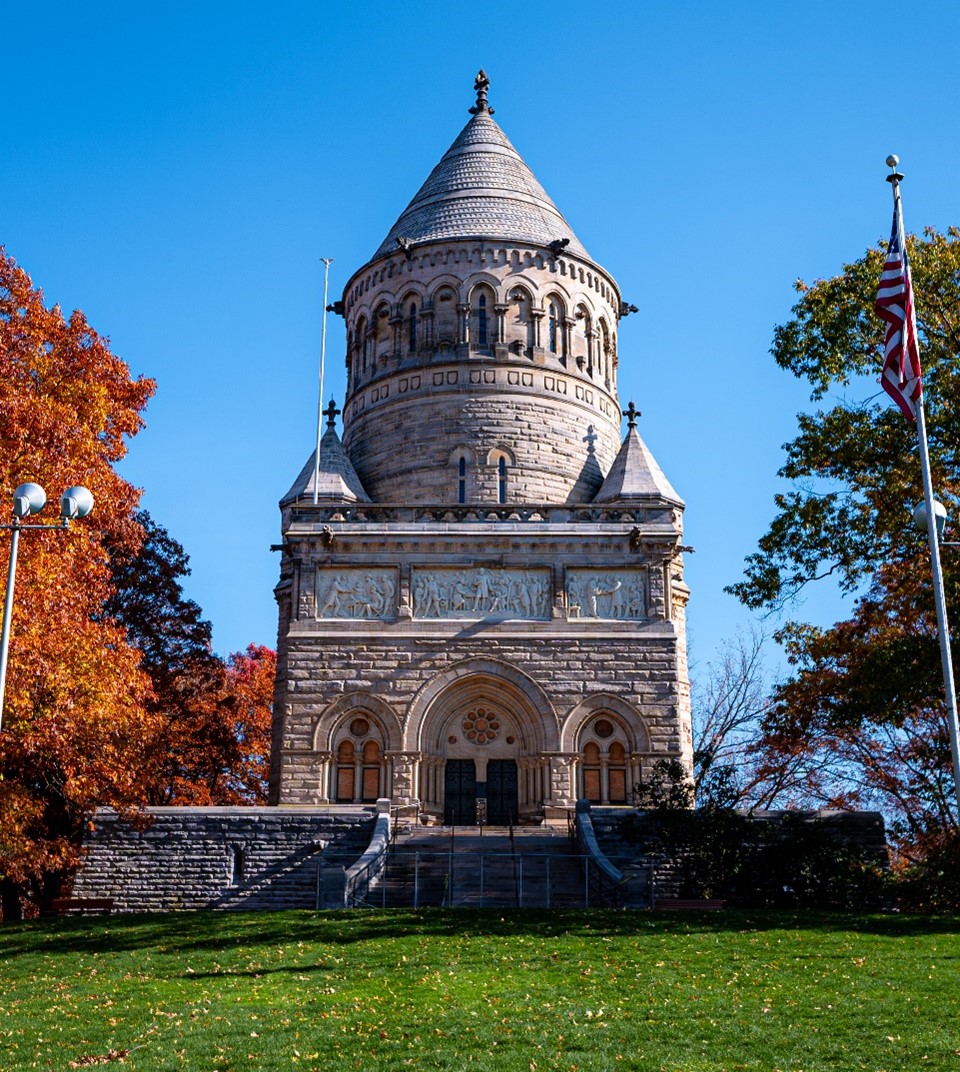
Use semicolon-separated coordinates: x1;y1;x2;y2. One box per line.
367;828;607;908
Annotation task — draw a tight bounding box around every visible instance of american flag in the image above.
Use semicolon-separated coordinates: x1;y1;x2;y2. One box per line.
875;196;922;420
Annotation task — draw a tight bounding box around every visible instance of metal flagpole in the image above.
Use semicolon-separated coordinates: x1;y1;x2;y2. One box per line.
886;165;960;818
313;257;334;506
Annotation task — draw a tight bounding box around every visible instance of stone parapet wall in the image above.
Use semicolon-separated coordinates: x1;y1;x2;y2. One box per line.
71;807;376;913
587;806;889;905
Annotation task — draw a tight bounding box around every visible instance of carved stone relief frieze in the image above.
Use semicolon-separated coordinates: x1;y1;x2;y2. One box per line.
315;568;398;620
412;567;551;619
566;569;647;620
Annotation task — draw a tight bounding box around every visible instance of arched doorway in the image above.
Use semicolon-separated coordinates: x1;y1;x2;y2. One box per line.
411;664;556;824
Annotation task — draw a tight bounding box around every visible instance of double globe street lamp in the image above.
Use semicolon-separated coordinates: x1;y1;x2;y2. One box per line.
0;482;94;732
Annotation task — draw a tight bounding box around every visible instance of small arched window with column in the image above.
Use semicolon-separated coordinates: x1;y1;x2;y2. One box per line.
373;303;391;361
449;446;475;504
486;447;513;505
408;301;418;352
469;283;496;351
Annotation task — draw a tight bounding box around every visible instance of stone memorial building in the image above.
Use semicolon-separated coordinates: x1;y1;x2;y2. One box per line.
270;72;692;824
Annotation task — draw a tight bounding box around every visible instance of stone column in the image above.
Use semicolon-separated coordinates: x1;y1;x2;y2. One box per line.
298;562;316;619
546;753;577;806
317;751;332;804
457;303;470;345
647;562;667;619
387;752;420;805
494;303;508;344
530;309;543;350
562;317;575;362
389;313;403;358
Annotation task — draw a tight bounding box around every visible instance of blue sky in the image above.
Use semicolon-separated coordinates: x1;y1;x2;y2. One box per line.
5;1;960;678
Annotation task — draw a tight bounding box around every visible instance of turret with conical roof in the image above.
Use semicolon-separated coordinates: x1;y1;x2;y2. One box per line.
335;72;630;507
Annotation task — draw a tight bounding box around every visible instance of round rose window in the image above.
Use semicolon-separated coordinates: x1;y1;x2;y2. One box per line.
462;706;501;745
594;718;614;739
350;717;370;737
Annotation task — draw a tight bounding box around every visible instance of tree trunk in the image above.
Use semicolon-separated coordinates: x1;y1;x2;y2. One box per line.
1;878;23;922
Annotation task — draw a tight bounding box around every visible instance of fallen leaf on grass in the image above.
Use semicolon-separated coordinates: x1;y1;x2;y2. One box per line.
68;1049;130;1067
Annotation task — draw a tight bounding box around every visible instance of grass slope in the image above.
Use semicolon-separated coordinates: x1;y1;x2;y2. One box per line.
1;910;958;1071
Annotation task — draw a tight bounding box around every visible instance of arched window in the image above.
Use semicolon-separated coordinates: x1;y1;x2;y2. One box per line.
361;740;381;802
434;287;457;347
609;741;628;803
477;294;488;346
598;320;610;383
356;316;369;373
548;302;559;353
336;740;355;803
575;304;591;372
582;742;601;803
408;302;418;351
458;456;467;504
374;304;391;360
497;456;507;504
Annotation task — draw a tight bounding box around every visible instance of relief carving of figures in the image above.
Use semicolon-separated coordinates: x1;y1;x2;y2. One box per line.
316;569;397;619
566;570;646;620
412;568;550;619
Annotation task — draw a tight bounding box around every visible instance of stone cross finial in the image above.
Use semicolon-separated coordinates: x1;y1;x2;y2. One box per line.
324;398;341;430
469;69;495;115
622;401;641;429
583;424;597;454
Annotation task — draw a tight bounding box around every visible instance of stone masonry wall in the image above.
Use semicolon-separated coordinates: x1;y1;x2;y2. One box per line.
72;807;376;912
278;627;689;803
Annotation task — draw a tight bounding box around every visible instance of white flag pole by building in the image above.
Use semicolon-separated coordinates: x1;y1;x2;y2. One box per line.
313;257;334;506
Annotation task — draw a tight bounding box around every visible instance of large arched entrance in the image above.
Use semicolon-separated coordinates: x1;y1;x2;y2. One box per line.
410;661;557;824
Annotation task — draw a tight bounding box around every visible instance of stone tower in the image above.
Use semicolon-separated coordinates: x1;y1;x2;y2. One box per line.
271;73;692;822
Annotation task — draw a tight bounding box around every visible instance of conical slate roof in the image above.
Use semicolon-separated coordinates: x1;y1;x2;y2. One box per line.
373;74;590;261
281;423;370;505
594;427;684;507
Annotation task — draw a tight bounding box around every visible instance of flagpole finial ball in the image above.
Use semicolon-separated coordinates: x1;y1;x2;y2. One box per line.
886;154;900;168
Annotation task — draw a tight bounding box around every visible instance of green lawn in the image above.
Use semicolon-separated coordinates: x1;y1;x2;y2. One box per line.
1;910;958;1071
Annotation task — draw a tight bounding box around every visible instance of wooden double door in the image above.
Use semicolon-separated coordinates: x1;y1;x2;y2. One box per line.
444;759;518;826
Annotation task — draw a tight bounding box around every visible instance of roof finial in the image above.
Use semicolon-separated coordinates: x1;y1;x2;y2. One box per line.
623;401;641;430
324;397;341;430
469;69;494;116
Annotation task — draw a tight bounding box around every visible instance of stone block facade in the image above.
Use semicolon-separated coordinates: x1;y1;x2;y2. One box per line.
271;514;692;821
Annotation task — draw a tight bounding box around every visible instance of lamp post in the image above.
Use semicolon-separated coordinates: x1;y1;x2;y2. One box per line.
0;482;94;732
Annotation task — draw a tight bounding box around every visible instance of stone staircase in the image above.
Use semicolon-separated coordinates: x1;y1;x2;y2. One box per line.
364;827;602;909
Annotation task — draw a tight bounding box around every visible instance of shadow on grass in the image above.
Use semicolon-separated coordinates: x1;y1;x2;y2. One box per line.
2;908;959;960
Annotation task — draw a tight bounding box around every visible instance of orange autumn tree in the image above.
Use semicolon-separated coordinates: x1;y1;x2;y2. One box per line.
0;248;157;918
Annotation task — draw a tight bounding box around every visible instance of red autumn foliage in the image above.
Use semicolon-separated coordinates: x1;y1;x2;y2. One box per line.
0;248;157;914
0;251;276;920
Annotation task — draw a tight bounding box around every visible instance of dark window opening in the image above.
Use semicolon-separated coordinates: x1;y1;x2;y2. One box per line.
478;294;488;346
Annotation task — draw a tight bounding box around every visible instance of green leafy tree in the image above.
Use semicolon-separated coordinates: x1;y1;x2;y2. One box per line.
729;227;960;612
729;227;960;856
